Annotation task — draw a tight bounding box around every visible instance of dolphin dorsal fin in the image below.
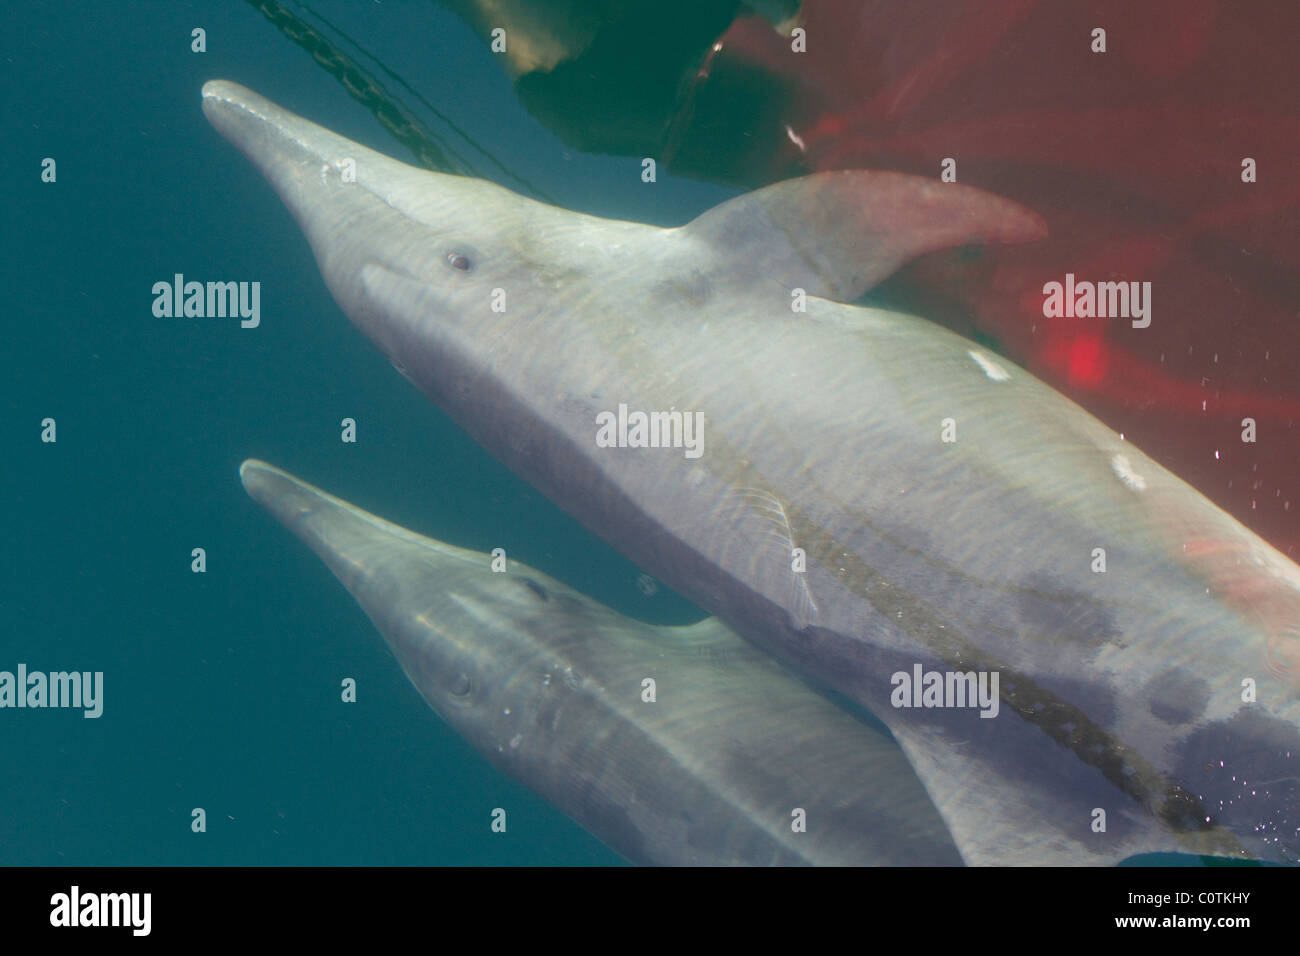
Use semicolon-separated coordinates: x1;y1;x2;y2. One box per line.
677;170;1046;302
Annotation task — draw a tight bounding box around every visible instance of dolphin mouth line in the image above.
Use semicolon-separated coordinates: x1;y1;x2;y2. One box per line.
202;84;285;134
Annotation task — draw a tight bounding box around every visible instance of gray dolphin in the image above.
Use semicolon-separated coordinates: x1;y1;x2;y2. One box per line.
205;81;1300;864
239;459;963;866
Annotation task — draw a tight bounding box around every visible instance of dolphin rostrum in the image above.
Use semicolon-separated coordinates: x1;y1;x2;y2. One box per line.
206;81;1300;865
239;459;963;866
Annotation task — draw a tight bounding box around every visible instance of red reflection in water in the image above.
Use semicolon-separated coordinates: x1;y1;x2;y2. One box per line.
686;0;1300;555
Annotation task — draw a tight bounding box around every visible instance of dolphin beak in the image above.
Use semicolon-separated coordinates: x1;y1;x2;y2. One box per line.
239;459;484;595
201;80;355;181
201;80;367;238
201;79;470;362
239;459;384;596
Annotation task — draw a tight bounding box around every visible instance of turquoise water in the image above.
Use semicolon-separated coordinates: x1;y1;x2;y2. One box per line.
3;0;735;866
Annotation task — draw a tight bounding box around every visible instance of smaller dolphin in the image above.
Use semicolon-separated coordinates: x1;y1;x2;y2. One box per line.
240;459;962;866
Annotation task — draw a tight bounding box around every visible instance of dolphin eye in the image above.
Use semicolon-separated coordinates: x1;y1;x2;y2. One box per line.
449;672;472;698
446;252;472;272
520;577;550;601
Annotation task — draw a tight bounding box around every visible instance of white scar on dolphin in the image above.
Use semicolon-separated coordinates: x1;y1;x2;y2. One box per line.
205;80;1300;865
239;460;963;866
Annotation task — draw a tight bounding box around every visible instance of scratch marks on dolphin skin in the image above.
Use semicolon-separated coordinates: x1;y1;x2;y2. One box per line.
1111;454;1149;491
967;349;1011;382
1273;623;1300;681
778;499;1246;853
648;271;717;310
696;437;1219;837
720;487;819;631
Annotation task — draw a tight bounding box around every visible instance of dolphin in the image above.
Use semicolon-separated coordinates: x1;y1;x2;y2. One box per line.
204;80;1300;865
239;459;963;866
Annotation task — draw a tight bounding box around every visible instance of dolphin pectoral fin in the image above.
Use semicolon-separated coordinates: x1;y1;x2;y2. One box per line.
677;170;1047;303
718;487;819;631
